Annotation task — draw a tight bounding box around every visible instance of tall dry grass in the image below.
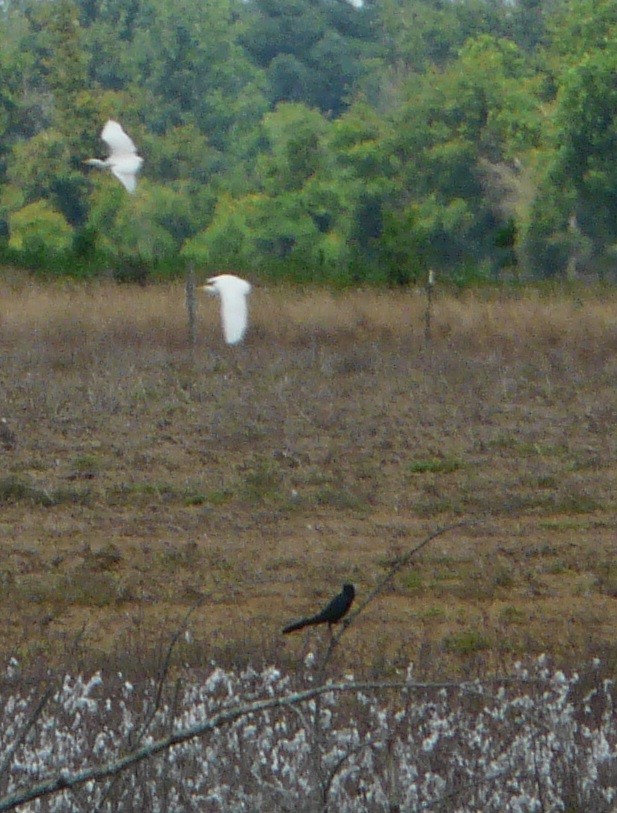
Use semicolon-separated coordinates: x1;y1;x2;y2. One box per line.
1;280;616;352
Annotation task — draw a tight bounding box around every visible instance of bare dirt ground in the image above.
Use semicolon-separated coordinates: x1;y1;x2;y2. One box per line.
0;277;615;679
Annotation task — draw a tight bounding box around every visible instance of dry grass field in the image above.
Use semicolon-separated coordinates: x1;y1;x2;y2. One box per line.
0;275;616;679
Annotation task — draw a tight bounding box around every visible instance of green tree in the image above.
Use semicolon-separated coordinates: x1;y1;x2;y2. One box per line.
9;199;74;253
87;182;191;260
541;44;617;274
256;103;330;192
240;0;377;115
382;35;547;278
128;0;266;145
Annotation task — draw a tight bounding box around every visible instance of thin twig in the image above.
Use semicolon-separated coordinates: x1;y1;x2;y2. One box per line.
94;601;201;812
0;683;56;779
0;675;546;813
321;740;370;813
0;625;87;783
133;600;202;745
322;520;474;666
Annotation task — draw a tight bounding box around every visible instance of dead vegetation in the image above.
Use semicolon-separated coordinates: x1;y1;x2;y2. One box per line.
0;276;616;677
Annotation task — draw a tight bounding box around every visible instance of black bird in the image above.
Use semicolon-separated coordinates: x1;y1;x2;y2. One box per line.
282;584;355;634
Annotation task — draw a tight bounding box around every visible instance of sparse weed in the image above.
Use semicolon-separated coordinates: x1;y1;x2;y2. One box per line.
589;560;617;597
240;457;284;503
106;480;204;507
70;453;103;478
15;570;127;607
0;474;91;506
314;486;366;511
204;488;234;505
499;605;526;624
0;474;52;505
552;489;603;514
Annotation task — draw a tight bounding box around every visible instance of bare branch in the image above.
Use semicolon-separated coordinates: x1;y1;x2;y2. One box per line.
133;600;202;745
94;602;201;812
0;625;87;782
0;683;56;780
323;520;474;664
0;674;541;813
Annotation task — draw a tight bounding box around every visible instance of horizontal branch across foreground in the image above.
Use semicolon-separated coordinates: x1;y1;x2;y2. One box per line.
0;676;543;812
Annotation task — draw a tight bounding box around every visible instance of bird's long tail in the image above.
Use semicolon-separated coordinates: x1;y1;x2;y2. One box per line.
282;614;324;634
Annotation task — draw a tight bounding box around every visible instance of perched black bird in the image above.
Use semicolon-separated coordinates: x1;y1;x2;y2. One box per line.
282;584;355;634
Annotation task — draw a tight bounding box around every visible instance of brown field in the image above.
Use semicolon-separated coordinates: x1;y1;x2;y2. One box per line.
0;276;616;679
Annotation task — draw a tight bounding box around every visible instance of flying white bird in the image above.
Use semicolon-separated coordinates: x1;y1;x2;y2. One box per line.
201;274;252;345
85;120;143;193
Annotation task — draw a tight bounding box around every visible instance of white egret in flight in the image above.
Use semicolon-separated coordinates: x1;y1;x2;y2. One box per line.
201;274;252;345
85;120;143;193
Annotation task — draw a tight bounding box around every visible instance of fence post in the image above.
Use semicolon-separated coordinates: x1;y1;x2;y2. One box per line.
185;264;197;350
424;268;435;345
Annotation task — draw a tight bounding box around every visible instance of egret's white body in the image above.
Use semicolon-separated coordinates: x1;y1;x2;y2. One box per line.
201;274;252;345
86;120;143;193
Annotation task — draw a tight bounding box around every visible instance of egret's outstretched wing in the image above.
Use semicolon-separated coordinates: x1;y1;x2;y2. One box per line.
218;281;250;345
101;120;139;157
203;275;252;345
110;158;143;193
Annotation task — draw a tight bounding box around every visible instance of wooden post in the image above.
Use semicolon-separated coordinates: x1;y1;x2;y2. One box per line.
185;264;196;350
424;269;435;345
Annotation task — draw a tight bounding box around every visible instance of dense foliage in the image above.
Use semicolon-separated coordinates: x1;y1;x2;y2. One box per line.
1;0;616;283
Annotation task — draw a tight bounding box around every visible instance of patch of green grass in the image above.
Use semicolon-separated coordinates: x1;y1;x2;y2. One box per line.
408;457;464;474
492;566;515;589
183;491;206;506
518;442;567;458
0;475;54;506
485;433;518;451
403;570;424;592
553;491;603;514
566;453;603;472
314;487;366;511
443;629;491;655
420;606;447;621
0;475;92;506
204;489;234;506
107;480;205;507
71;454;102;478
414;496;464;517
65;571;130;606
537;518;590;531
543;559;569;575
499;606;526;625
15;570;129;607
51;486;93;506
297;469;332;487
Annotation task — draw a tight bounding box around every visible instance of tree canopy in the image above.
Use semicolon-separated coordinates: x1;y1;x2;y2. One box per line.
1;0;615;283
